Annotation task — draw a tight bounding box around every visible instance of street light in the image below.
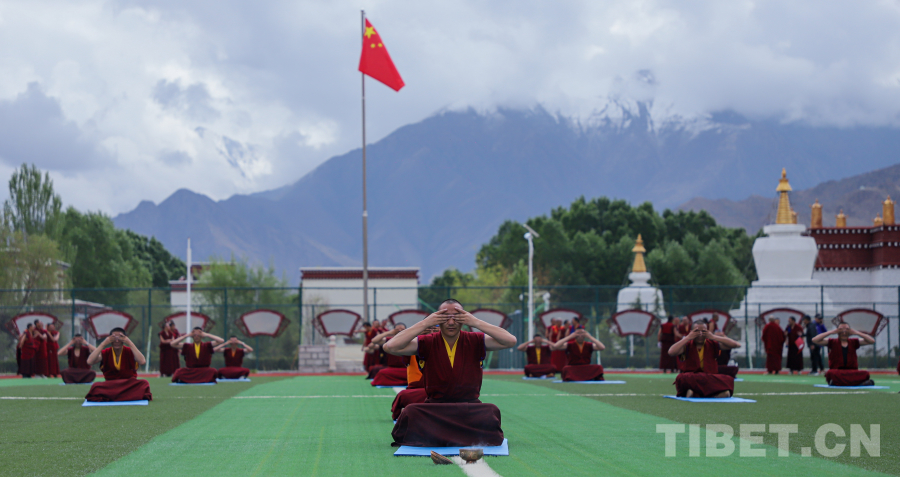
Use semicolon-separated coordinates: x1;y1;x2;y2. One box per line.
522;224;539;340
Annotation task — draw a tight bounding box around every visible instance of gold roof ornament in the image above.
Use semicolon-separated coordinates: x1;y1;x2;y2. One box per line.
836;209;847;228
810;199;823;228
631;234;647;273
883;196;895;225
775;168;793;224
874;214;883;227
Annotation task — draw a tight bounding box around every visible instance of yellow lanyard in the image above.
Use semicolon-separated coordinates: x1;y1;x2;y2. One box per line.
535;347;541;363
443;337;458;368
697;345;705;370
112;348;122;370
194;343;202;359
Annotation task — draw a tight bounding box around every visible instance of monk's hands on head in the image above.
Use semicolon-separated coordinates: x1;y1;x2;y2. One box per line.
686;329;702;340
450;305;476;326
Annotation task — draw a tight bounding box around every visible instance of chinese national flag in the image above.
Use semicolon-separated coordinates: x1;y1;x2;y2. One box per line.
358;19;404;92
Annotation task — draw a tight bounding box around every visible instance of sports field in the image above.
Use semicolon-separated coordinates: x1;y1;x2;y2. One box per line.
1;372;897;476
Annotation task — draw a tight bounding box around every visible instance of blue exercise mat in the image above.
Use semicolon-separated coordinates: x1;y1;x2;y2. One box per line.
169;382;217;386
216;378;251;382
60;382;92;385
522;376;555;380
82;400;149;407
375;385;406;389
813;384;889;390
734;378;744;382
664;395;756;403
394;438;509;457
552;380;626;384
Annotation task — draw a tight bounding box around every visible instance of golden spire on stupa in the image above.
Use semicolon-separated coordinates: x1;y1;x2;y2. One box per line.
884;196;895;225
810;199;823;228
874;214;883;227
775;168;794;224
631;234;647;273
836;209;847;228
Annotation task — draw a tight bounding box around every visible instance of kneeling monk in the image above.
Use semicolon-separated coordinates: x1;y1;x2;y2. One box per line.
85;328;152;402
370;324;411;387
58;334;97;383
552;327;606;381
384;299;517;447
170;328;224;383
813;322;875;386
518;334;557;377
669;321;741;398
214;336;253;379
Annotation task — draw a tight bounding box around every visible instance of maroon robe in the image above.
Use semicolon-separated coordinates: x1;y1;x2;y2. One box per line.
824;338;871;386
363;329;378;370
61;347;96;383
561;341;604;381
18;334;36;377
372;367;408;386
218;348;251;379
674;340;734;397
391;331;504;447
158;330;181;376
47;331;60;377
786;324;804;371
391;388;427;420
549;326;568;371
33;329;49;376
524;345;557;377
86;346;152;402
658;323;678;371
761;322;785;372
172;342;218;383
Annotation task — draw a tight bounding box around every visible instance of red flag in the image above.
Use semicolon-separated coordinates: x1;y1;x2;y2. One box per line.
358;19;404;92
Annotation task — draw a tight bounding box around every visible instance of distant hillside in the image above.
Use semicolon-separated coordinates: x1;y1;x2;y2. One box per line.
680;163;900;232
114;106;900;283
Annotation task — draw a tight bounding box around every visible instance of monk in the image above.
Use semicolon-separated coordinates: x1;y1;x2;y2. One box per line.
85;328;152;402
518;334;557;377
32;320;49;377
214;336;254;379
708;314;720;334
58;334;97;383
669;321;741;398
658;316;678;373
785;317;804;374
17;324;36;378
714;330;739;378
158;321;181;377
384;299;517;447
46;323;61;377
359;321;379;371
548;319;568;372
812;322;876;386
552;327;606;381
170;327;224;383
390;325;438;421
761;317;785;374
675;316;690;340
371;324;411;386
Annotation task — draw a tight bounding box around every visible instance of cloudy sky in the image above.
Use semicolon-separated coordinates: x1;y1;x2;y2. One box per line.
1;0;899;214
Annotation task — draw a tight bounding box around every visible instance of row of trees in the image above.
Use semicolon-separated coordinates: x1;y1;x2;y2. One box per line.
422;196;760;316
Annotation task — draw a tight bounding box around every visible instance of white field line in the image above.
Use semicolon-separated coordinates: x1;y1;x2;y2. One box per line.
451;456;502;477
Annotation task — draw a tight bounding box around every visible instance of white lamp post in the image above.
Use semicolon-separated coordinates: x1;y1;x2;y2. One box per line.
522;224;540;340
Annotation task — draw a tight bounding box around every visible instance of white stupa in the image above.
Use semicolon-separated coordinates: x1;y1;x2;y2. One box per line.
732;169;834;318
617;235;665;315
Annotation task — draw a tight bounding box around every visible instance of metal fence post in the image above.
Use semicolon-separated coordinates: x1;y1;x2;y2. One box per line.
223;287;228;339
70;289;76;341
744;289;751;369
298;285;303;347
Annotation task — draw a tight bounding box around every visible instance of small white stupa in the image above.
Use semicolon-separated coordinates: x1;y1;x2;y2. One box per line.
733;169;834;317
617;235;665;315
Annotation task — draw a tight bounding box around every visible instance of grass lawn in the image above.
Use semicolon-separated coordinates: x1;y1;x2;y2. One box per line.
0;372;896;476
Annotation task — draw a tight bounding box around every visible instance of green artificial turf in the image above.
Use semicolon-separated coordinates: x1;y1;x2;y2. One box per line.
0;377;286;476
2;373;897;476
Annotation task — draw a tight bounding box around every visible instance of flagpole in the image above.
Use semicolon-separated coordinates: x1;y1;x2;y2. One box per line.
186;238;192;344
360;10;370;324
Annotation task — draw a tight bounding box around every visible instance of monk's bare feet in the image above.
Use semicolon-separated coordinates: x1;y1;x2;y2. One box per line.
685;389;694;398
713;390;732;398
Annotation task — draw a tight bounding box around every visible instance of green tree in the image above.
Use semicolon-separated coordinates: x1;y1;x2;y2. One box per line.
124;230;186;288
2;163;63;239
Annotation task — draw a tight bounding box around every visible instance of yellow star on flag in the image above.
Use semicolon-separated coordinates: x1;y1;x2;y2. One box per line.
365;26;375;38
